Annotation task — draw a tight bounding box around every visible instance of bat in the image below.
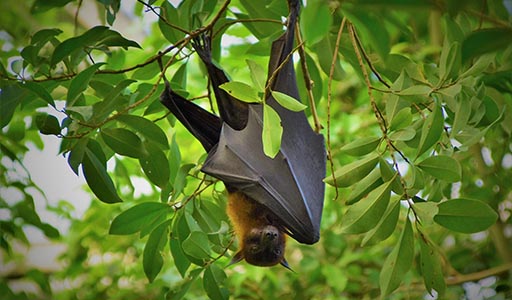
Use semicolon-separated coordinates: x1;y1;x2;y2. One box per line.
160;0;325;267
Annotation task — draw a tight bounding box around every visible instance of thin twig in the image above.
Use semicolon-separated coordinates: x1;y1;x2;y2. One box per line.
295;24;322;133
352;25;391;88
326;17;346;201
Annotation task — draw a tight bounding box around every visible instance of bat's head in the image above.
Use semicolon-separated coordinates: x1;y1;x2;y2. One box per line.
231;225;289;268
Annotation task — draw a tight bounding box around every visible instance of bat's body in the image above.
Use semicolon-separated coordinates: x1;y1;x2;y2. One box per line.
160;0;325;267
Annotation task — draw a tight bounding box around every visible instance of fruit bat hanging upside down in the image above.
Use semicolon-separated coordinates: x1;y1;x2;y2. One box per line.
160;0;325;268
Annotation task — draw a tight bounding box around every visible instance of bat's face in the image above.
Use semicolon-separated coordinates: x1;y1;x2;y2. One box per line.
242;225;286;266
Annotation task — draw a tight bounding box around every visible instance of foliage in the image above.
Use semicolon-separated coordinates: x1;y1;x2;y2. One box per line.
1;0;512;299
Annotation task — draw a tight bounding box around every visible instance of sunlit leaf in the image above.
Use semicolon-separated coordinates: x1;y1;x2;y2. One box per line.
262;104;282;158
271;91;307;112
219;81;261;103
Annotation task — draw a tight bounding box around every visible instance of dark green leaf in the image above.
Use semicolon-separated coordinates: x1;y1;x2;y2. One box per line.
361;199;400;246
109;202;171;235
434;198;498;233
139;143;170;188
67;63;105;106
182;231;211;259
0;84;28;128
325;153;380;187
67;137;89;175
461;28;512;63
417;155;461;182
101;128;148;158
143;220;171;282
379;217;414;298
340;136;381;157
203;265;229;300
346;168;383;205
35;113;61;135
416;102;443;157
170;237;190;278
117;114;169;148
22;81;55;107
419;232;446;297
341;180;393;234
82;148;122;203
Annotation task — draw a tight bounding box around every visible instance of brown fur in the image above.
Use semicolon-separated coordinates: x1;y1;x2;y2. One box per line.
227;191;287;267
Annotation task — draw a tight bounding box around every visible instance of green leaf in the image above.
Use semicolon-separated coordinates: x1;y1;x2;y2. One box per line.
158;1;184;44
434;198;498;233
170;237;190;278
271;91;307;112
361;198;400;246
35;113;61;135
439;41;460;82
246;59;266;91
341;180;393;234
117;115;169;149
67;63;105;106
389;107;412;131
450;98;471;137
143;220;171;282
51;26;139;66
388;127;416;141
139;143;170;188
172;164;195;200
82;148;122;204
67;137;89;175
109;202;171;235
398;85;432;96
417;155;461;182
379;217;414;298
219;81;261;103
416;102;444;157
101;128;148;158
0;84;27;128
343;9;389;59
262;104;282;158
203;265;229;300
379;158;404;195
340;136;381;157
419;231;446;297
166;269;202;300
22;81;55;107
325;153;380;187
346;167;383;205
182;231;211;260
412;202;439;226
300;1;332;46
461;28;512;63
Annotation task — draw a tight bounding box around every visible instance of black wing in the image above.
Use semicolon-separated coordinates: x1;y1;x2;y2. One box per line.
160;81;221;152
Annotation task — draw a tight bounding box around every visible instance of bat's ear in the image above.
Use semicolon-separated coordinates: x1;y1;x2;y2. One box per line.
227;251;245;267
280;258;294;272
